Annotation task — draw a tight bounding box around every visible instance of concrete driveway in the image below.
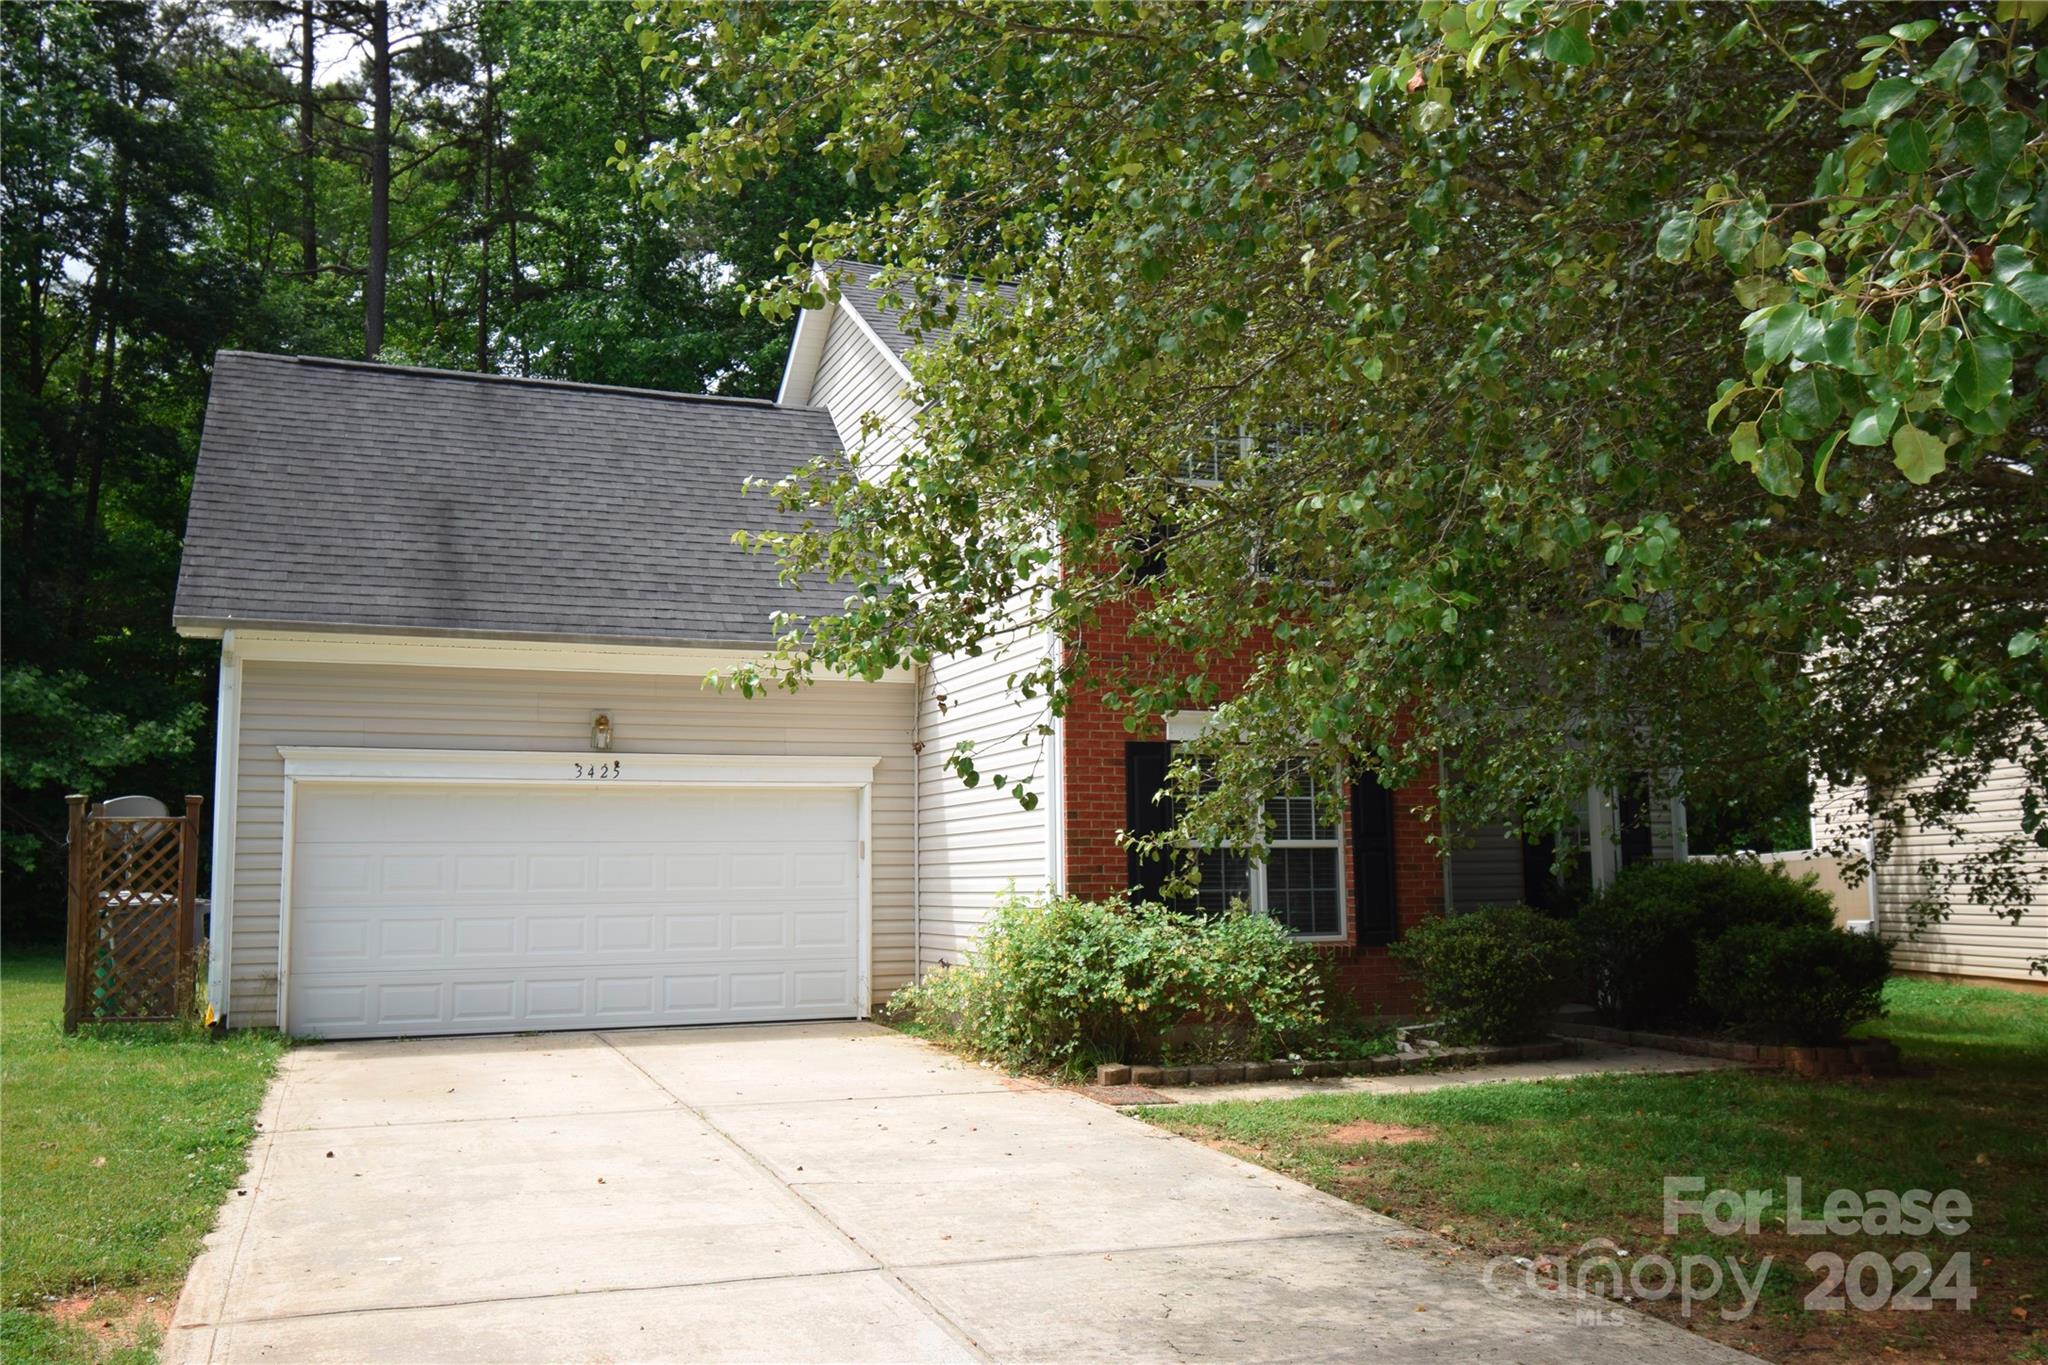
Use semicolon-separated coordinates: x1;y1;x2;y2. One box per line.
168;1023;1750;1363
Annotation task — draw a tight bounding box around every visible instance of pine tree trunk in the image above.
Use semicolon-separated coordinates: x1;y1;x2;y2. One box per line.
364;0;390;359
475;50;493;372
298;0;317;277
69;182;128;642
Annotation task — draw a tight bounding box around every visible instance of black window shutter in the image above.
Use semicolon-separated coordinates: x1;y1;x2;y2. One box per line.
1352;774;1399;946
1522;830;1558;911
1126;742;1176;904
1618;777;1653;869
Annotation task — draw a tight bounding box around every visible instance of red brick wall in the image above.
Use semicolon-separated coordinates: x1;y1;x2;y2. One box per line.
1060;601;1441;1015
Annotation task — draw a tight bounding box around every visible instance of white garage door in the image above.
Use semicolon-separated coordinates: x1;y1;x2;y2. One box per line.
286;783;862;1039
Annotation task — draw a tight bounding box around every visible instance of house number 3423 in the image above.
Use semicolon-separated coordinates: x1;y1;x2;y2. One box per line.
573;761;622;779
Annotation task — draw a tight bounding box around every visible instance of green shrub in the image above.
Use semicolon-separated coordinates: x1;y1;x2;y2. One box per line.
1696;923;1892;1044
886;894;1331;1076
1391;905;1581;1045
1576;859;1837;1027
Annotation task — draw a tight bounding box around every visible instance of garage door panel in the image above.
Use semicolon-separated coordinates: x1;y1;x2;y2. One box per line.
597;855;656;891
300;786;859;845
291;964;859;1034
665;915;719;950
450;980;515;1024
456;855;518;893
295;983;370;1031
380;919;442;957
297;907;858;975
301;853;372;895
287;784;862;1038
454;918;515;955
529;855;589;892
297;842;856;908
794;968;856;1007
525;978;587;1018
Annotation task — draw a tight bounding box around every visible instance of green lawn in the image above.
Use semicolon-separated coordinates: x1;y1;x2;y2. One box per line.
1;953;284;1363
1145;978;2047;1363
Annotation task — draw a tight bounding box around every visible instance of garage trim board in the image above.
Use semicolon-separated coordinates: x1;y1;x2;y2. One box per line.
275;748;880;1036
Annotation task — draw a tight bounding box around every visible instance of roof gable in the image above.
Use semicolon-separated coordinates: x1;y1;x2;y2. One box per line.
778;261;1016;406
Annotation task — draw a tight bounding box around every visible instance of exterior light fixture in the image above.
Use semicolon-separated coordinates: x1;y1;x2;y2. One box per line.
591;712;614;752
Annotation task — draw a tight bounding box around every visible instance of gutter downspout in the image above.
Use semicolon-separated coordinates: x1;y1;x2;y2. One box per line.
1046;628;1065;897
206;628;242;1025
911;662;924;984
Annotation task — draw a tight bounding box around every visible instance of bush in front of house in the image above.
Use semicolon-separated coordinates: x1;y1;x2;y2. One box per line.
1696;922;1892;1044
887;894;1330;1077
1575;859;1838;1028
1391;905;1582;1045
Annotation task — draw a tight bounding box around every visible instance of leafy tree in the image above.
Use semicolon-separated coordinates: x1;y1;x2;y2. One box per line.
2;0;237;913
502;0;894;393
633;1;2045;924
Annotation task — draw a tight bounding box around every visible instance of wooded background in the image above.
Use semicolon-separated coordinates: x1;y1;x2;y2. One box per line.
0;0;879;939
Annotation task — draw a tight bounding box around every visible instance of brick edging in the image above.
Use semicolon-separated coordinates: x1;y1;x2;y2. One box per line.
1094;1038;1578;1089
1550;1020;1901;1077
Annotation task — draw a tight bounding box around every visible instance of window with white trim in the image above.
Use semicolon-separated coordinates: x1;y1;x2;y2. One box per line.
1185;420;1312;484
1181;426;1240;484
1251;761;1345;936
1126;742;1345;939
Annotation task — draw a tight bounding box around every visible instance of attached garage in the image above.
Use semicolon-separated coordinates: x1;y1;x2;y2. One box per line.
280;751;876;1039
173;353;918;1036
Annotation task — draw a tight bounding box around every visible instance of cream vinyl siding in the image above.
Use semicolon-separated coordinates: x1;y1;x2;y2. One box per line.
226;661;914;1025
810;304;919;480
804;304;1056;974
1874;758;2047;982
915;627;1057;972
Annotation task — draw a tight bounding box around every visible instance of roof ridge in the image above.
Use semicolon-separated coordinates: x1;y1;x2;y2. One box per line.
213;350;788;410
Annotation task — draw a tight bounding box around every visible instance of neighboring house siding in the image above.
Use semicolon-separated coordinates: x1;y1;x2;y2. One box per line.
914;626;1058;974
1873;758;2048;982
225;660;915;1025
810;305;918;479
1447;824;1523;912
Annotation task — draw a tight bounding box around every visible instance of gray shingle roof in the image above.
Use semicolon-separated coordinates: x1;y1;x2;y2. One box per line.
174;352;849;647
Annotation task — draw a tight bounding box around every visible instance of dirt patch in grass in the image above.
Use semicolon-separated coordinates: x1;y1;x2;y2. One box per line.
49;1290;172;1346
1329;1119;1435;1147
1210;1137;1270;1163
23;1289;174;1364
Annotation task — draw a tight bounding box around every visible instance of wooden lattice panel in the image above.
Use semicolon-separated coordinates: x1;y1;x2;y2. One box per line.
65;797;202;1030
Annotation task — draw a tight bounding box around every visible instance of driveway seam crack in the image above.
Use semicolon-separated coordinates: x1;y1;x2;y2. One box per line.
197;1264;883;1330
270;1102;684;1134
885;1226;1386;1271
696;1085;1014;1111
593;1032;992;1364
193;1051;297;1363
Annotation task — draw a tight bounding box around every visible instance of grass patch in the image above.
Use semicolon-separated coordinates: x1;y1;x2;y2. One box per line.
1145;977;2047;1363
1;953;285;1362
